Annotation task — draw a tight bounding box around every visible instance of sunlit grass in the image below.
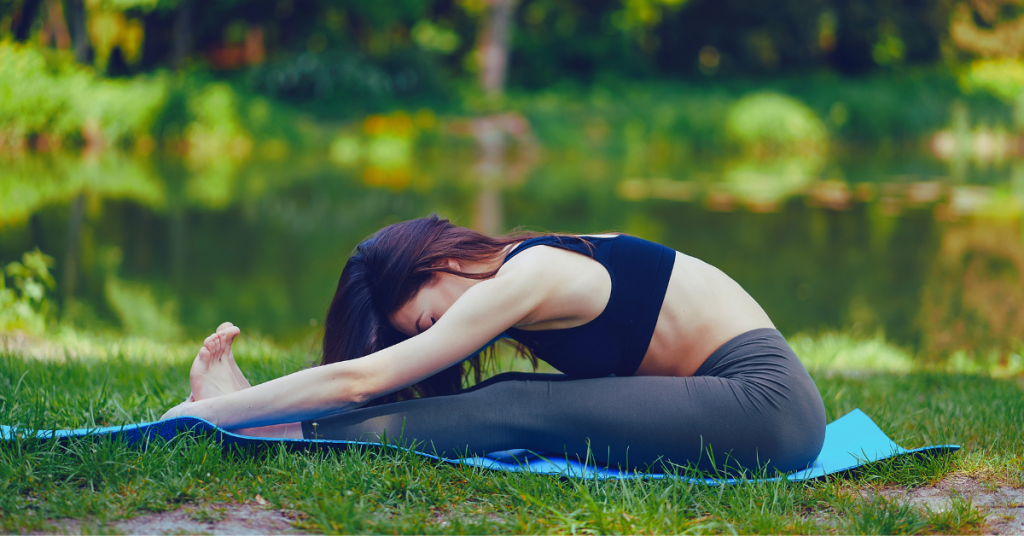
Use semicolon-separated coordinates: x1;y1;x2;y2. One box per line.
792;330;1024;377
0;330;1020;534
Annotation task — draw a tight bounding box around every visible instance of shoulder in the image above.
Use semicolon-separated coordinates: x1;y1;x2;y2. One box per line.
497;243;573;278
493;241;597;292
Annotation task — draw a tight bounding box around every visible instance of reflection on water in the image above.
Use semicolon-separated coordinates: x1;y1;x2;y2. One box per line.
2;147;1024;363
921;222;1024;361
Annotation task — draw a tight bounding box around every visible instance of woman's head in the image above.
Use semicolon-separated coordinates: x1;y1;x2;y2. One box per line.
321;214;529;404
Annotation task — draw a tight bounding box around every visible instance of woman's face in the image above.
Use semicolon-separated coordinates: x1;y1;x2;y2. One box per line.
389;273;465;337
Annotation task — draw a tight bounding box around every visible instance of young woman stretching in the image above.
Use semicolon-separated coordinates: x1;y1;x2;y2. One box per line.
163;214;826;474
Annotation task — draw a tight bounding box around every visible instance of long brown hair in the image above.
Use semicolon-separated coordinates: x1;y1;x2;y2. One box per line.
321;214;584;406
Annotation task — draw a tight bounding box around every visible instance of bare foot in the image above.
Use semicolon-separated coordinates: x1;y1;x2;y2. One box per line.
216;322;251;390
189;324;249;401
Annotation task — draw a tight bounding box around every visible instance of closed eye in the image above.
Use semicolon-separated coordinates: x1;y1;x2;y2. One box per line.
415;315;436;335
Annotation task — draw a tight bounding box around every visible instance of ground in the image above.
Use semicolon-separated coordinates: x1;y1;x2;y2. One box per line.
866;475;1024;535
1;333;1022;535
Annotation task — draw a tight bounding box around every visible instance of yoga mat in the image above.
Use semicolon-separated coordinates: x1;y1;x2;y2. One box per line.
0;409;958;484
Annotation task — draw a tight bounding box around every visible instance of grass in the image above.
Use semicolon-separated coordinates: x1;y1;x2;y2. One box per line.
0;332;1021;534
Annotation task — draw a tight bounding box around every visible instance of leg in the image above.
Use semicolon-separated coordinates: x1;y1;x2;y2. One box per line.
303;359;825;474
186;323;302;438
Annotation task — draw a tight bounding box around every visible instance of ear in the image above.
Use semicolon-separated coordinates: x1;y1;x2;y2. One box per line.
446;258;462;271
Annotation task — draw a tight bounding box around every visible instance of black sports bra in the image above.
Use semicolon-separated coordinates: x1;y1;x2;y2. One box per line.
501;235;676;378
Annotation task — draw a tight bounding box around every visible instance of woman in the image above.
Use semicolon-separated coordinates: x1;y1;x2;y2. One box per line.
164;214;825;474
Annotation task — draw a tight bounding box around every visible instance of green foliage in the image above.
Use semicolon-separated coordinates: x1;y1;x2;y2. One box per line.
722;154;823;205
79;74;168;145
0;249;56;333
0;43;314;153
0;42;82;140
725;91;828;151
103;275;183;341
0;41;167;147
960;58;1024;103
0;152;166;226
924;493;987;534
245;49;450;117
790;331;915;374
411;20;461;54
839;495;928;534
508;75;1010;157
185;83;249;156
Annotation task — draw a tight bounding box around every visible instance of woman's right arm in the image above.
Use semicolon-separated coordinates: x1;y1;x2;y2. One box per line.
161;254;554;430
159;359;375;429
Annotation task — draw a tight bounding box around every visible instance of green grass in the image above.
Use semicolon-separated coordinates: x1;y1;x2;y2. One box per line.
0;333;1021;534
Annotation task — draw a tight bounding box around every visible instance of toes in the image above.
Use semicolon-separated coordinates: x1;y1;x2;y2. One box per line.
224;326;241;344
195;346;212;366
217;322;241;345
204;335;216;355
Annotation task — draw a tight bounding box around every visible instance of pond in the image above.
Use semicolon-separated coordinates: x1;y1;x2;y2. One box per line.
2;145;1023;362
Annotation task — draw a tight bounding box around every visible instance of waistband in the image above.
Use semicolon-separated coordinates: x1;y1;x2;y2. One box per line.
693;328;791;377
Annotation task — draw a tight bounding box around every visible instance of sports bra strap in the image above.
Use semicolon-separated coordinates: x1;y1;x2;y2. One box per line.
502;235;596;265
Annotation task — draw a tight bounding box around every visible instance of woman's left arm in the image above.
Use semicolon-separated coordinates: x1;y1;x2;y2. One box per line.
160;267;549;430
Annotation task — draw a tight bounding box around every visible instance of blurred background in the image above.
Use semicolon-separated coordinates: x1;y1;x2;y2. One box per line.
1;0;1023;371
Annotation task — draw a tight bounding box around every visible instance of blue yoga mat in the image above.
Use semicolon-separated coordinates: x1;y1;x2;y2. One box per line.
1;409;958;484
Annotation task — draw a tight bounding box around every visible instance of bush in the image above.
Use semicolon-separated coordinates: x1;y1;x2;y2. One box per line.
0;42;167;148
724;91;828;152
0;250;56;334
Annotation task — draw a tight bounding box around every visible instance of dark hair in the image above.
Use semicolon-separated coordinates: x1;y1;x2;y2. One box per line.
322;214;580;406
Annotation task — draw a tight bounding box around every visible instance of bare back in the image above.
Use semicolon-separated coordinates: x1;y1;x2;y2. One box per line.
500;241;774;377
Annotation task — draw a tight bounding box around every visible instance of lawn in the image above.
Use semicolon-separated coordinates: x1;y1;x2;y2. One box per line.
0;332;1021;534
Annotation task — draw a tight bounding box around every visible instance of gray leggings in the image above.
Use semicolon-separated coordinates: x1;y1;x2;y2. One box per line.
302;328;826;473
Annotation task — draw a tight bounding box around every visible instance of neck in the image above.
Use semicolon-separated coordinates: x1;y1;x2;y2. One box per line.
453;254;508;280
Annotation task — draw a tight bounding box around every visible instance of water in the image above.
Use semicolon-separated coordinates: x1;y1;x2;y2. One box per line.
2;147;1023;360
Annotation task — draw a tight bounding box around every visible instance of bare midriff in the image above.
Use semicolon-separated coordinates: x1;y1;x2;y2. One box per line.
502;238;773;377
635;251;775;377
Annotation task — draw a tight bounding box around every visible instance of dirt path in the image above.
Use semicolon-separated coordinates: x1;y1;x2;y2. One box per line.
44;502;308;535
865;475;1024;535
39;476;1022;535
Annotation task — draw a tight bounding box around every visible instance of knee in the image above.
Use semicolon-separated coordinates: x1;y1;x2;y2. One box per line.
766;391;826;473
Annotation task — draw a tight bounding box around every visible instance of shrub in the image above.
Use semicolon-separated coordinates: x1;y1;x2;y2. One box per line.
0;42;166;148
0;249;56;334
724;91;828;153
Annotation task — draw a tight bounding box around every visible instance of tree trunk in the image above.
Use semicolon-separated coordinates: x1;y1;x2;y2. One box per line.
67;0;89;63
469;0;521;234
172;0;193;69
13;0;43;42
63;194;85;299
43;0;72;49
169;204;186;286
477;0;518;97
